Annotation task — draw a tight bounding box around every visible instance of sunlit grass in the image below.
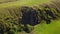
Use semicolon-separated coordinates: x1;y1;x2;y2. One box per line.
0;0;51;8
32;20;60;34
0;0;60;34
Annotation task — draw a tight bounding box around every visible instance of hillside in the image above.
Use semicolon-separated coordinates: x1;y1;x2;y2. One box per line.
0;0;60;34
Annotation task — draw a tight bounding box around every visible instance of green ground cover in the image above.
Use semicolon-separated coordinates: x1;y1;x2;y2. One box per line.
0;0;60;34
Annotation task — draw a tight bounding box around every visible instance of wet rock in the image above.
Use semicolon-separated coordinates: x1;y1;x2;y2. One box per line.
21;6;39;26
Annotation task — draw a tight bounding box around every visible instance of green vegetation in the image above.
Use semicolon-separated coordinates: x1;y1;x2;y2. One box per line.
0;0;51;8
33;20;60;34
0;0;60;34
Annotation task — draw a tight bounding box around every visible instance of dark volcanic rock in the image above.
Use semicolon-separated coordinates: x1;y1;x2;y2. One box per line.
21;6;39;26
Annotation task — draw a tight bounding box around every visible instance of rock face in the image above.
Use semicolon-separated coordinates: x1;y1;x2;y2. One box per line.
21;6;39;26
20;1;60;27
21;6;56;26
20;4;60;33
20;6;39;33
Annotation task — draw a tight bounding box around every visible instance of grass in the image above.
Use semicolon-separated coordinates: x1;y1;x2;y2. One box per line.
17;20;60;34
32;20;60;34
0;0;51;17
0;0;51;8
0;0;60;34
